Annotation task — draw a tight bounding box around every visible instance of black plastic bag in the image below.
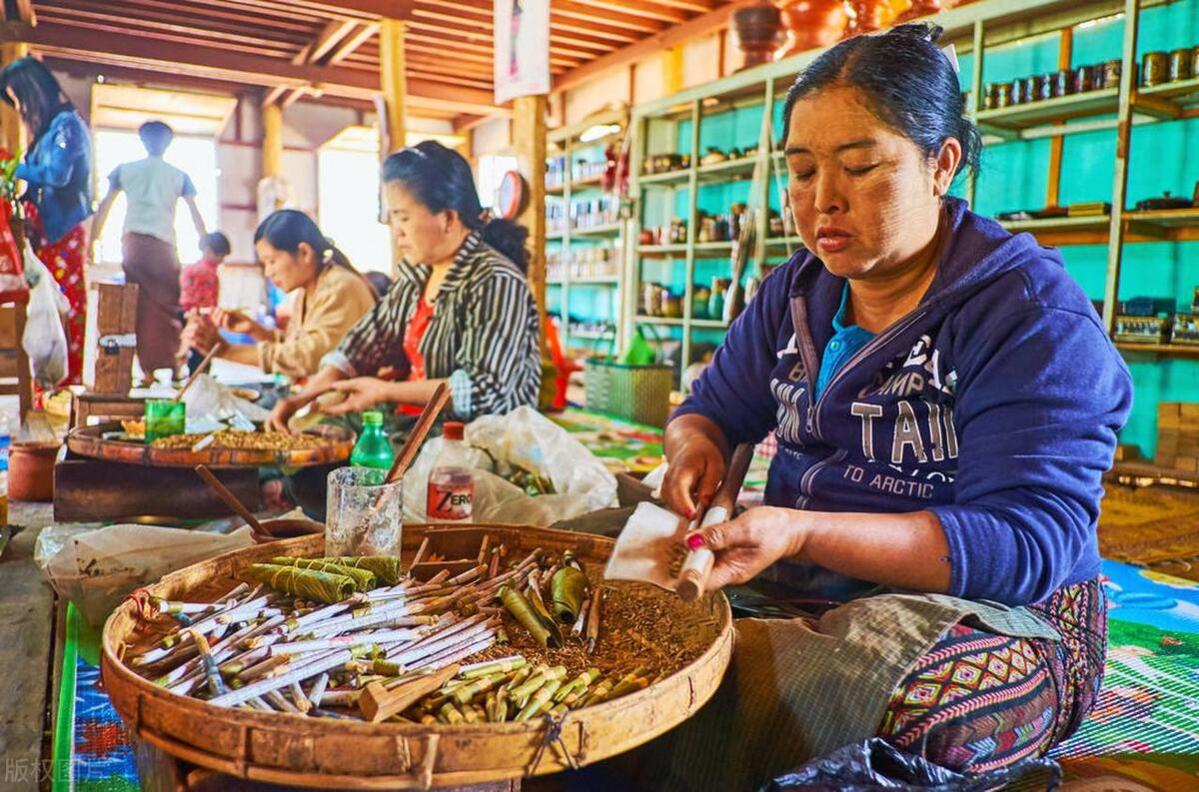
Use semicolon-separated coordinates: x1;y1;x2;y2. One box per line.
763;738;1062;792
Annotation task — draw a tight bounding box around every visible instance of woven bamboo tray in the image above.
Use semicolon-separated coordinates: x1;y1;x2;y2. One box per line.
67;422;355;468
100;524;734;789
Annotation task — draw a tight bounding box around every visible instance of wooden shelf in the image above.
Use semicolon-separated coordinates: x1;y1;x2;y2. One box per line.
692;319;730;329
546;183;566;195
997;209;1199;245
636;315;684;326
695;157;757;182
639;168;690;185
977;88;1119;135
693;241;734;254
1137;75;1199;108
570;175;605;190
1116;342;1199;359
638;243;688;255
571;223;622;237
547;230;565;241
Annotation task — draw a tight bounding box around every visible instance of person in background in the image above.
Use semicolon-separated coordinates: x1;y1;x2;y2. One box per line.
178;230;230;372
92;120;207;377
0;56;92;386
181;210;376;380
267;140;541;432
364;270;392;298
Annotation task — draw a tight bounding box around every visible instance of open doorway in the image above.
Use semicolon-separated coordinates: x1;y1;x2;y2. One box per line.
91;128;220;268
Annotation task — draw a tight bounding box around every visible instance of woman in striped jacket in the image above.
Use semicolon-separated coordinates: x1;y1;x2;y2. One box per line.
267;141;540;431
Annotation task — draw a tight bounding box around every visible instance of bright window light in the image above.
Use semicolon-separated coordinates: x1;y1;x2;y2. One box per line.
318;148;392;274
92;129;219;266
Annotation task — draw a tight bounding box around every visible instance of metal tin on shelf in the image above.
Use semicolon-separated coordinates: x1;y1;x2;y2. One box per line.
1074;64;1095;94
1099;59;1122;90
1141;51;1169;87
1168;48;1193;83
1051;68;1073;97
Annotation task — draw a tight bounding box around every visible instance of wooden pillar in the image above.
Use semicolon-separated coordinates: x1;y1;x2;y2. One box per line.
514;94;547;355
379;18;408;154
261;103;283;180
0;42;28;155
1045;29;1073;209
663;46;685;95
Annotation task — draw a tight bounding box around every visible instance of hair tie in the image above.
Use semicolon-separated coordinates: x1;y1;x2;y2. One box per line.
941;44;960;74
322;247;334;262
479;208;494;224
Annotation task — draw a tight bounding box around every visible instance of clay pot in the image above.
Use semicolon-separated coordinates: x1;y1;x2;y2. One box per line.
251;518;325;544
850;0;913;33
732;1;784;70
778;0;850;57
9;441;60;502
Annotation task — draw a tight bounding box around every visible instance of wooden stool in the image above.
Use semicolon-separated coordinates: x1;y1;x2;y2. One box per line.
0;302;33;422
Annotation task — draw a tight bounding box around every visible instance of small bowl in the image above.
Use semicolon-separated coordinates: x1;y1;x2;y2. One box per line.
9;441;61;502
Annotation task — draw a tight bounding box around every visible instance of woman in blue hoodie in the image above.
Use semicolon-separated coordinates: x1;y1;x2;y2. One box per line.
658;23;1132;786
0;57;92;385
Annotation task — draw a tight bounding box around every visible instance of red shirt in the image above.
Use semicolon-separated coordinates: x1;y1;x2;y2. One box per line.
179;257;220;311
397;296;435;416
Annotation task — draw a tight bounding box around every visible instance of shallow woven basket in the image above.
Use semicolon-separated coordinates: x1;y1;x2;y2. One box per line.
101;524;733;789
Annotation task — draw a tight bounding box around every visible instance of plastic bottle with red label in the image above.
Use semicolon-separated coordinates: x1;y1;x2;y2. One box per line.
426;421;475;522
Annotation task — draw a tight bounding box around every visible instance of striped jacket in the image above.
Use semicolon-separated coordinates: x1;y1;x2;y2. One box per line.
321;230;540;419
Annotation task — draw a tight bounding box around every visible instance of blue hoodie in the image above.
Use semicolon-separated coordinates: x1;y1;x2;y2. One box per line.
674;198;1132;606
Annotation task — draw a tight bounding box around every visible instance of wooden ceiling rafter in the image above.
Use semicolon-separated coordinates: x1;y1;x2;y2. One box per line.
407;7;619;55
565;0;689;25
34;13;304;60
48;0;317;36
327;22;378;64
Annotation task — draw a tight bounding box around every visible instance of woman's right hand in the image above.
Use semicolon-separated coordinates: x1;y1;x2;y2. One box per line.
266;396;301;434
662;430;727;520
213;308;259;335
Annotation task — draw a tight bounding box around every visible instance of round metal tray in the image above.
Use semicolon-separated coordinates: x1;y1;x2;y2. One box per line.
67;422;356;469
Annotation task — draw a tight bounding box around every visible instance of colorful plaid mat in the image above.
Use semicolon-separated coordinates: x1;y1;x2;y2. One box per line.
54;556;1199;789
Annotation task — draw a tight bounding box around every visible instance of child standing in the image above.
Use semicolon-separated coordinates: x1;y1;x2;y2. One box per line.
179;231;229;371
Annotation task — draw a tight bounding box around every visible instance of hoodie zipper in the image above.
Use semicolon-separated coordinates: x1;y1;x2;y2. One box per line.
795;448;847;510
809;307;930;443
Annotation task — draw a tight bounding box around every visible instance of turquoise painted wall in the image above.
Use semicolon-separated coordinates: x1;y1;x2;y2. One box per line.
655;1;1199;457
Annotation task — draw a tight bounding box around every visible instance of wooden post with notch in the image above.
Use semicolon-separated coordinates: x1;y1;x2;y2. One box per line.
514;94;548;356
380;18;408;155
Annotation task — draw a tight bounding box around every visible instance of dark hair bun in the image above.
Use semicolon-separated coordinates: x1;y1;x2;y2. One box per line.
889;22;943;43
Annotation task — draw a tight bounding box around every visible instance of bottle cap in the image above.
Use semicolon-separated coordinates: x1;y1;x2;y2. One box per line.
362;411;384;427
443;421;465;441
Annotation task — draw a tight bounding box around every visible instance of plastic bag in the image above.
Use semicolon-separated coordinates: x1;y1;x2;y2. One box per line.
39;523;253;627
181;373;272;428
22;243;69;387
402;406;618;526
763;738;1062;791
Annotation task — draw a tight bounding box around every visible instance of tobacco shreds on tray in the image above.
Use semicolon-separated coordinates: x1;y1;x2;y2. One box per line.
149;430;329;451
122;540;719;724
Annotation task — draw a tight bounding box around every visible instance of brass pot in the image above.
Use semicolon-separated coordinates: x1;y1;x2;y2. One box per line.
1168;48;1193;83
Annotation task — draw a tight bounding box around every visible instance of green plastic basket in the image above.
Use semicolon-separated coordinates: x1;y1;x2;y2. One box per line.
583;325;674;428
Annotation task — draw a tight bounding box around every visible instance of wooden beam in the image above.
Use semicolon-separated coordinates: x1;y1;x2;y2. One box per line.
564;0;688;25
413;0;644;44
663;46;684;95
643;0;716;11
13;0;36;26
262;84;288;106
1;41;28;154
552;1;665;34
327;22;378;63
300;19;358;64
379;17;406;157
513;94;547;357
408;7;618;54
23;22;500;114
552;0;757;95
280;88;307;108
1045;28;1071;208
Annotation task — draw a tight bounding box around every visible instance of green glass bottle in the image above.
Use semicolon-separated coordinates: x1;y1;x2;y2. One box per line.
351;411;395;470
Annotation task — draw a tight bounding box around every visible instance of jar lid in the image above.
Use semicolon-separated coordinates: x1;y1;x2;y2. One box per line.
443;421;465;441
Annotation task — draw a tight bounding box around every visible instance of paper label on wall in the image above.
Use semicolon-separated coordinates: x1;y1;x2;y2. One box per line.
494;0;550;104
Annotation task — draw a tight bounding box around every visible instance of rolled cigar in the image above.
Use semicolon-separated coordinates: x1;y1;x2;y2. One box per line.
459;655;527;679
308;673;330;708
289;682;313;713
269;628;422;656
209;644;374;708
677;443;754;602
266;690;302;714
516;678;562;722
585;587;603;654
511;665;567;705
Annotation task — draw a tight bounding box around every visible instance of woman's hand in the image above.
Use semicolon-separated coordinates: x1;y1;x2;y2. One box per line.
662;432;727;519
181;312;221;354
213;308;261;336
267;396;302;434
322;377;392;416
686;507;808;590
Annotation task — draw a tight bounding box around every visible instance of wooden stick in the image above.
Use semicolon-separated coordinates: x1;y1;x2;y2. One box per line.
359;663;460;723
195;464;264;537
386;381;451;484
175;342;223;402
585;587;603;654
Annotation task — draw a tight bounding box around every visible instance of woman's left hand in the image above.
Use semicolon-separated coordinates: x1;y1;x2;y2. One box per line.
322;377;391;416
686;507;809;590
